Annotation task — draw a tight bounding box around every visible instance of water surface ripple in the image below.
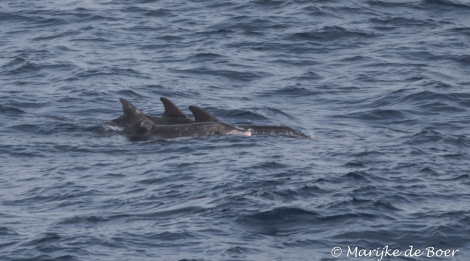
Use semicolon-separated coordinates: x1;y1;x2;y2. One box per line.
1;0;469;260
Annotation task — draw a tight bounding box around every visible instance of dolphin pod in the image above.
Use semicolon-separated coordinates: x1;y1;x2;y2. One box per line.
110;97;310;140
118;99;251;140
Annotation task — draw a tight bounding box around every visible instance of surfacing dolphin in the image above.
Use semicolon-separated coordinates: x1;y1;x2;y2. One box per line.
189;105;310;138
109;97;309;138
119;99;251;140
108;97;194;127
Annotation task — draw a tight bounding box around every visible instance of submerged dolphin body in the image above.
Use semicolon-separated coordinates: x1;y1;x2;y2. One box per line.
189;105;310;138
109;97;194;127
119;99;250;140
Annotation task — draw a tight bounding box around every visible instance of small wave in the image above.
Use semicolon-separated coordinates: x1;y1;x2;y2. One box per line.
1;55;77;78
13;232;91;261
343;160;367;168
251;0;290;8
259;86;319;97
334;228;405;246
402;90;470;104
169;67;270;82
69;37;109;43
420;166;440;175
422;0;470;10
0;104;25;114
8;124;38;133
210;15;286;36
372;200;402;211
442;134;470;147
3;60;44;76
0;11;31;22
342;171;371;181
218;109;268;122
224;246;262;255
72;67;145;80
403;128;469;148
319;212;379;224
23;232;61;246
343;109;411;122
450;27;470;36
352;150;384;157
452;54;470;65
0;11;65;26
152;231;197;241
441;174;469;182
0;226;18;238
190;52;225;59
145;8;173;17
32;30;80;42
288;26;378;42
114;89;143;98
237;207;319;234
404;128;443;145
341;89;468;123
369;16;436;30
58;215;109;225
251;161;289;169
9;120;87;136
367;0;419;8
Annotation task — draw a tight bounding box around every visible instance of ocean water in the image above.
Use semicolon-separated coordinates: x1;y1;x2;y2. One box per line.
1;0;469;260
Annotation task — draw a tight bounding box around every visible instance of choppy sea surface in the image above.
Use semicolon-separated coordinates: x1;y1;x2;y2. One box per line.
1;0;469;260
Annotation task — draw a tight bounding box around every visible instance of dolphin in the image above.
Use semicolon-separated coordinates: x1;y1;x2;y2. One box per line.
119;99;251;140
189;105;310;138
108;97;194;127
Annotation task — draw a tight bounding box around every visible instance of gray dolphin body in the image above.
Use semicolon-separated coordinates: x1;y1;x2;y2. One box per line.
189;105;310;138
109;97;194;127
110;97;309;138
119;99;250;140
236;125;310;138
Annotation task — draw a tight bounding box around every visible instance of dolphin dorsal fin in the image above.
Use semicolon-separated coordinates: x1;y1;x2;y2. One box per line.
160;97;188;119
119;98;155;130
189;106;220;122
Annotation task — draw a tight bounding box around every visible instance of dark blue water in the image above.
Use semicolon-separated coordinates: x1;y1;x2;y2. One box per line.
1;0;469;260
